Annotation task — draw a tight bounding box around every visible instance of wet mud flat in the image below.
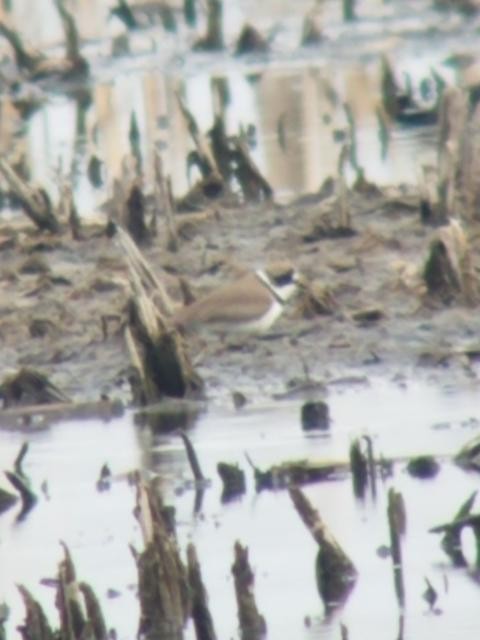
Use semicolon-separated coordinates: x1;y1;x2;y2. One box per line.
3;0;480;639
1;182;479;405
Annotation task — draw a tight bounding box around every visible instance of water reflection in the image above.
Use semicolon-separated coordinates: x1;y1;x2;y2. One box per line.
7;58;439;221
0;380;480;637
2;0;467;219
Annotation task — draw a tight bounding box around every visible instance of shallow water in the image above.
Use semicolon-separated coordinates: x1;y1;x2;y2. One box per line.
1;377;480;638
1;0;478;217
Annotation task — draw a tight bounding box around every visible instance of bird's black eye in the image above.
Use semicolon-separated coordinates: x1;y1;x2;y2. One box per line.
272;269;294;286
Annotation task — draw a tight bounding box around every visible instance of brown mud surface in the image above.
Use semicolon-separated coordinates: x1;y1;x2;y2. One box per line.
1;184;479;408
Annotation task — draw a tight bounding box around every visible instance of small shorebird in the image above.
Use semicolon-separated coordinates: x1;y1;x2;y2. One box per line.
173;262;302;335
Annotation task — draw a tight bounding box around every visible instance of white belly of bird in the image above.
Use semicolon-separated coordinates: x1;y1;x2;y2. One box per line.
227;299;284;334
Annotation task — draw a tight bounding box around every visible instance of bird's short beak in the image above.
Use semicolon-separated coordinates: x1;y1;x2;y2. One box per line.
293;272;308;290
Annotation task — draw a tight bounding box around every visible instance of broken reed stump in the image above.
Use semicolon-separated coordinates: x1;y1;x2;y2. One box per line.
289;485;357;606
17;544;108;640
231;541;267;640
193;0;223;50
0;0;87;81
176;92;220;179
135;478;190;639
230;136;273;202
423;219;479;305
387;488;406;606
114;225;175;317
217;462;246;501
78;582;108;640
17;585;55;640
429;491;477;566
301;9;323;46
57;181;82;240
246;454;340;491
0;21;45;74
349;436;376;499
53;0;88;77
154;149;178;251
115;226;203;403
179;430;205;483
300;400;329;431
125;279;202;402
349;439;368;498
343;0;356;21
110;0;138;29
125;179;150;245
187;544;217;640
184;0;196;27
235;24;269;56
61;541;111;638
57;542;90;638
0;158;61;233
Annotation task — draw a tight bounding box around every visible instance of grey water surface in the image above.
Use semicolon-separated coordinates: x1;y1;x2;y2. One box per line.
1;377;480;638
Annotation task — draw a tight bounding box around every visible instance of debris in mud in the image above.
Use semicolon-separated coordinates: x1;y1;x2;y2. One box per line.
299;281;337;317
232;541;267;640
0;368;71;409
351;307;384;324
301;182;356;242
300;400;330;431
290;485;357;606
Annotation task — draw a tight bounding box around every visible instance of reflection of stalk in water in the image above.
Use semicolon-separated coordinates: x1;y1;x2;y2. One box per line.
343;0;356;22
376;106;390;162
184;0;196;27
129;110;142;174
343;103;358;172
387;488;406;607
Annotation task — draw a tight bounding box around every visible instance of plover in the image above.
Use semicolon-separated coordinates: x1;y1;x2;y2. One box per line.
173;262;302;335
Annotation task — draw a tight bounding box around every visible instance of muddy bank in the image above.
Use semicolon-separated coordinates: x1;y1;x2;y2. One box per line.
1;181;479;409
